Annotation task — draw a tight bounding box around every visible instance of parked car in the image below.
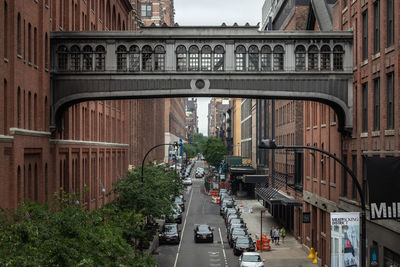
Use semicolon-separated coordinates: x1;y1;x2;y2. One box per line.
220;200;234;215
159;223;180;244
233;236;256;256
228;218;246;229
227;223;247;238
225;213;241;225
239;252;265;267
183;177;192;185
174;196;185;212
194;224;214;243
228;228;248;247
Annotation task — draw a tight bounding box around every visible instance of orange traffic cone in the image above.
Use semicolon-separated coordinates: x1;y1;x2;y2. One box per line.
312;252;318;264
307;248;315;259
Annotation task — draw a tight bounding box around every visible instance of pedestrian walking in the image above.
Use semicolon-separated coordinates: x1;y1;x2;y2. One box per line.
280;226;286;243
270;226;274;240
273;226;280;245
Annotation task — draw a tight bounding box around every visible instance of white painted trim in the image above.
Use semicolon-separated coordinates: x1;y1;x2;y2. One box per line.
50;139;129;147
0;135;14;143
9;128;51;137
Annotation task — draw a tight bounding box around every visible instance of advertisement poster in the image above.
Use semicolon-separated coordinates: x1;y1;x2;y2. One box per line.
331;212;360;267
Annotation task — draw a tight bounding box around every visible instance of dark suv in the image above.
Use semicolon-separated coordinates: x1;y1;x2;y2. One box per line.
159;223;180;245
194;224;214;243
233;236;255;256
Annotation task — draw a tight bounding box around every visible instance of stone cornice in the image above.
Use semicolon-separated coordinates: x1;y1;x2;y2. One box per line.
9;128;52;138
50;139;129;148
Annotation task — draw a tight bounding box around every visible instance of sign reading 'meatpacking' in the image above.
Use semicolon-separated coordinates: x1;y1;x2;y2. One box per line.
366;157;400;220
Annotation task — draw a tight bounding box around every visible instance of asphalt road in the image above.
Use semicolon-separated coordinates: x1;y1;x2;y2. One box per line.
155;161;240;267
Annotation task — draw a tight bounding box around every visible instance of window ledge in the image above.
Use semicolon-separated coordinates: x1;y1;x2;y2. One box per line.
321;232;326;238
371;52;380;60
385;129;395;136
306;176;310;180
313;125;318;129
306;127;310;131
330;182;336;188
330;122;337;126
342;7;348;14
28;62;32;66
45;68;49;72
321;124;327;128
385;46;395;54
17;54;22;59
361;59;368;67
360;132;368;138
353;66;358;72
371;131;380;137
313;178;318;182
321;180;327;185
4;58;9;63
34;65;38;70
45;4;49;9
34;0;38;3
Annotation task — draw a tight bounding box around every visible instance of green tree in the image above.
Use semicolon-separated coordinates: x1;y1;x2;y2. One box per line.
183;143;196;158
202;137;227;167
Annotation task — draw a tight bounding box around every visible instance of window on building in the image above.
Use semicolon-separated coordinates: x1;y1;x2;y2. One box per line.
273;45;284;71
362;83;368;132
188;45;199;71
386;0;394;47
17;13;21;56
45;33;49;69
261;45;272;71
33;27;37;65
320;45;331;70
141;3;152;17
129;45;140;72
154;45;165;71
142;45;152;71
308;45;318;70
28;23;32;63
83;45;93;71
176;45;187;71
351;155;357;200
213;45;224;71
235;45;246;71
373;78;380;131
333;45;344;70
201;45;212;71
362;11;368;60
295;45;306;71
70;45;81;71
386;72;394;129
95;45;105;71
373;0;380;54
17;87;21;128
248;45;259;71
342;155;348;197
384;247;400;267
4;1;8;58
57;45;68;70
116;45;127;71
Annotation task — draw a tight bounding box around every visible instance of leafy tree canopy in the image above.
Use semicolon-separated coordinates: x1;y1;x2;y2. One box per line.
202;137;227;167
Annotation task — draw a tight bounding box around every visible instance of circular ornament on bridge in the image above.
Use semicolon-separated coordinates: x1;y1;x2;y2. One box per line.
190;79;210;91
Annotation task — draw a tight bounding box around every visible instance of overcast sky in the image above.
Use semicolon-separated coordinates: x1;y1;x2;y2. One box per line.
174;0;263;135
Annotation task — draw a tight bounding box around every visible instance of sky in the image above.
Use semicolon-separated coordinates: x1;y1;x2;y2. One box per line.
174;0;264;136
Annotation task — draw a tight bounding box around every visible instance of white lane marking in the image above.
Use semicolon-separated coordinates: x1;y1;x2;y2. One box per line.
218;227;228;267
173;183;194;267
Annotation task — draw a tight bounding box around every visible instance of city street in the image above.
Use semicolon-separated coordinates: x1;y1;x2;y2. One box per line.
155;161;240;267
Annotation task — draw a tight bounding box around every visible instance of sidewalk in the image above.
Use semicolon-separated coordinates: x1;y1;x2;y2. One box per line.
234;198;316;267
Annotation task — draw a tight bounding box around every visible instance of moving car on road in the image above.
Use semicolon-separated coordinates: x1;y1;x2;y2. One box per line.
183;177;192;185
159;223;180;245
233;236;256;256
239;252;265;267
194;224;214;243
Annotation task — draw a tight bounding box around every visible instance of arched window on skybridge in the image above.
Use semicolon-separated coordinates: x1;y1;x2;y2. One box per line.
213;45;224;71
70;45;81;72
116;45;127;72
333;45;344;71
273;45;284;71
82;45;93;71
142;45;153;71
57;45;68;71
295;45;306;71
201;45;212;71
95;45;106;71
176;45;187;71
261;45;272;71
248;45;259;71
154;45;165;71
235;45;246;71
189;45;200;71
320;45;331;71
129;45;140;72
308;45;319;71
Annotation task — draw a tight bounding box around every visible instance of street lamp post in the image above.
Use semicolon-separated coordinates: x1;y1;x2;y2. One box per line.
259;139;366;267
141;142;180;183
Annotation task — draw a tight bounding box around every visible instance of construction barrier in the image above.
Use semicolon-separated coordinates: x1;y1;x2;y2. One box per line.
210;190;219;197
307;248;315;259
256;234;271;251
312;252;318;264
211;196;220;204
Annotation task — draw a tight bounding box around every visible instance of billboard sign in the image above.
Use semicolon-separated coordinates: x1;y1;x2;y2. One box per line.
330;212;360;267
366;157;400;220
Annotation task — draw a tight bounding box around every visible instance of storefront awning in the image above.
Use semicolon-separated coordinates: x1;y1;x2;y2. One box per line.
242;175;268;184
255;187;302;206
229;167;256;175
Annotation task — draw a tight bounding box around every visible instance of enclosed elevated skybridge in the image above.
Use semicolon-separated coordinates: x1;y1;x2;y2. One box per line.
50;26;353;133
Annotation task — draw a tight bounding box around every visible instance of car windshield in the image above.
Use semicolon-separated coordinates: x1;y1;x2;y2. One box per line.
230;219;241;224
198;225;210;232
174;197;183;203
164;225;177;233
236;238;250;244
242;255;262;262
232;229;246;235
